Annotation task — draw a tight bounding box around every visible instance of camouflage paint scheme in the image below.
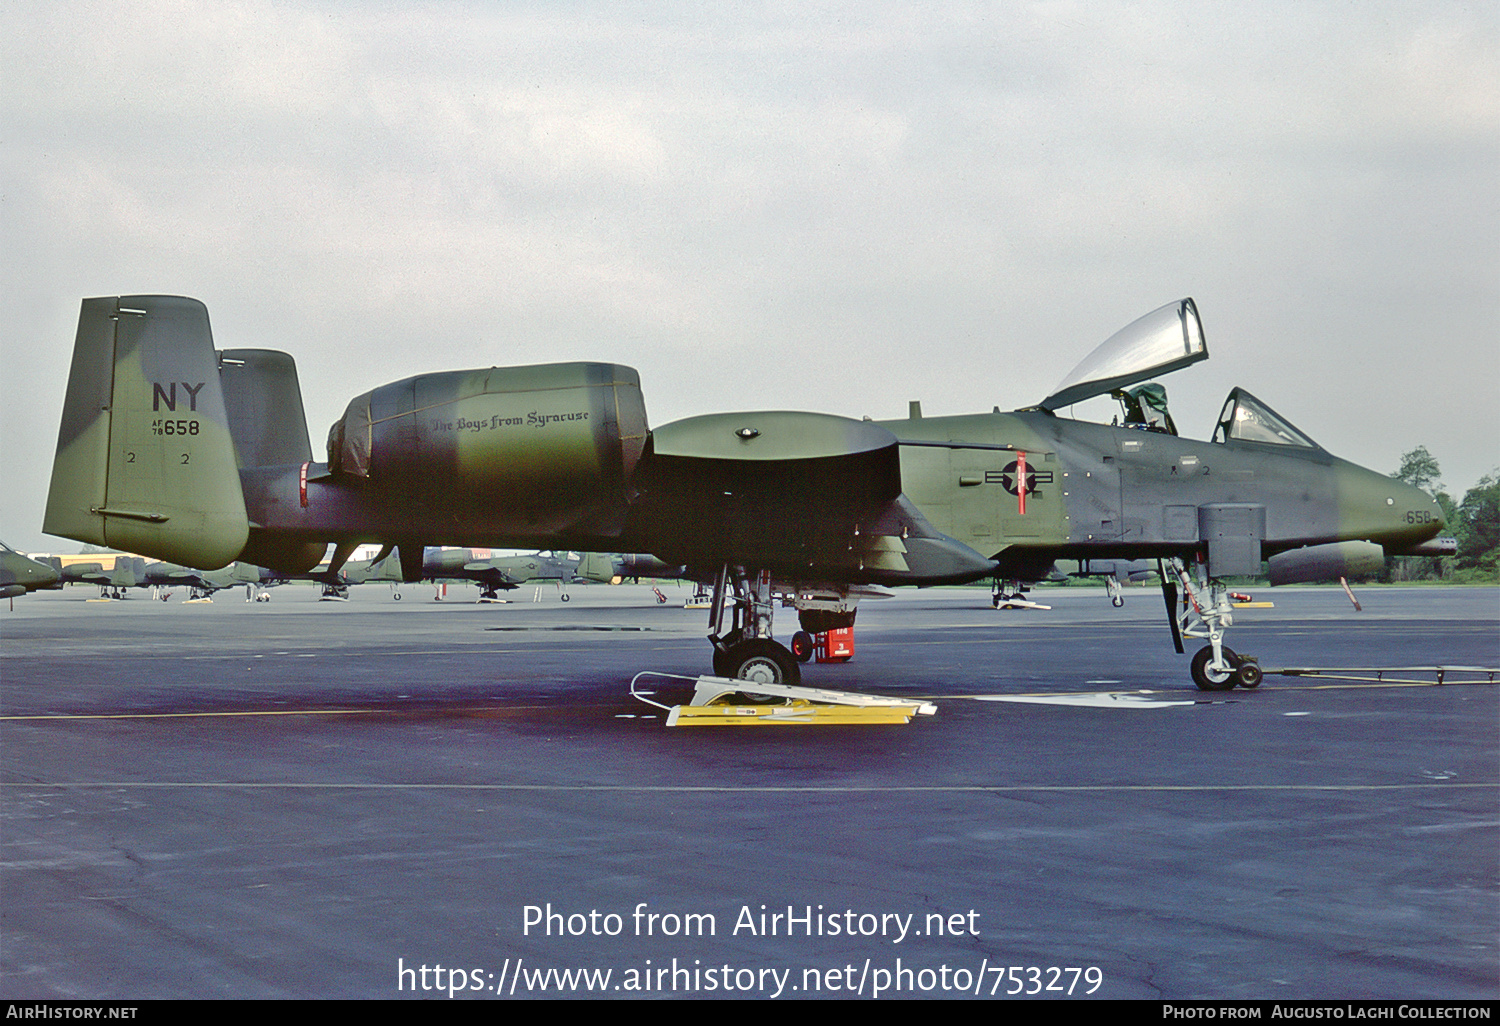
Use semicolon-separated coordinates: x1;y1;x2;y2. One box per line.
0;541;60;598
46;553;273;597
42;295;1444;682
44;296;1443;580
45;298;247;568
883;403;1438;581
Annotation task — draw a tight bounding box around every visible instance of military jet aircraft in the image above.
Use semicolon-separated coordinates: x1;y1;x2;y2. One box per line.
141;559;276;601
308;546;611;601
1;540;61;600
46;553;141;598
421;548;587;601
50;553;276;601
43;295;1445;689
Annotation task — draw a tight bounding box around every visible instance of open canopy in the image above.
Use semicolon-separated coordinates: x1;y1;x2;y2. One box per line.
1040;298;1207;411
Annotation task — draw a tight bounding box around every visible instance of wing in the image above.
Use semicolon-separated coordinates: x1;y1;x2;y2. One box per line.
627;411;995;585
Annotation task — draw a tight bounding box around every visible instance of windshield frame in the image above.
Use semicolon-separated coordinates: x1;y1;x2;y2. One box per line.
1211;387;1323;450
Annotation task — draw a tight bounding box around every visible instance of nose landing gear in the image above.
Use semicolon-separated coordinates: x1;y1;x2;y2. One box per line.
1167;557;1262;691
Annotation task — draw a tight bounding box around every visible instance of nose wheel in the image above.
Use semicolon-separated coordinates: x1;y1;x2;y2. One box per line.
1190;645;1262;690
1168;557;1263;690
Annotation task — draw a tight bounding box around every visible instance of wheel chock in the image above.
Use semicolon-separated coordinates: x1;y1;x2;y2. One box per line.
630;672;936;727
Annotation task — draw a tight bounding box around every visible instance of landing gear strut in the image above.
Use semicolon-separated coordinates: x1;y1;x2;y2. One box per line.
991;578;1051;610
1167;557;1261;690
706;566;800;686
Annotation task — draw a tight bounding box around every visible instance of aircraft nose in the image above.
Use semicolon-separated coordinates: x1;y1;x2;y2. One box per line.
1337;460;1444;544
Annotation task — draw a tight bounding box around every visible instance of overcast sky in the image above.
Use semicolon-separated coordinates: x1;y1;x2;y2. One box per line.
3;1;1496;554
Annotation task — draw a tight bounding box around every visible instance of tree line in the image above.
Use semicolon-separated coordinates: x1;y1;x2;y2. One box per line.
1388;446;1499;583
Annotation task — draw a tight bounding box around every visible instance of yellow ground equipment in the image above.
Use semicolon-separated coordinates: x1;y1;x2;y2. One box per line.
630;672;936;727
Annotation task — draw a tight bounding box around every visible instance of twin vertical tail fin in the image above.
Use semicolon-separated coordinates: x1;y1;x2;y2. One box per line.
44;296;250;569
575;551;621;583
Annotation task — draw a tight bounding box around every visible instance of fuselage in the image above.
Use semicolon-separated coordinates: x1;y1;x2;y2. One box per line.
232;405;1442;585
43;294;1443;588
885;409;1442;572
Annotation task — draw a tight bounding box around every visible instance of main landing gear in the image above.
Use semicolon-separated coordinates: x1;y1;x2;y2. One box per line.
1164;557;1262;691
706;566;801;687
991;578;1052;610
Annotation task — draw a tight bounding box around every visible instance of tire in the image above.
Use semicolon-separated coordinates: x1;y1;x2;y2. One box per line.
1236;659;1263;689
790;631;814;662
712;645;733;678
1191;646;1239;691
720;639;801;689
561;593;570;602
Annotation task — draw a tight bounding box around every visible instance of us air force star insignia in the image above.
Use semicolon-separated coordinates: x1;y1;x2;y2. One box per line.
997;461;1053;495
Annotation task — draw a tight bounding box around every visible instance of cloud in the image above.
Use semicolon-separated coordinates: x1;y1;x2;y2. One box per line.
3;1;1496;550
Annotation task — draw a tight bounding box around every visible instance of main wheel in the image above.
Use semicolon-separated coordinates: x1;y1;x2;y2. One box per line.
718;639;801;689
1191;645;1239;691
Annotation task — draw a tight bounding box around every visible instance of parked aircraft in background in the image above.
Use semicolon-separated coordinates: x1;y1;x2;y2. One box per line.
607;553;688;582
44;296;1444;689
420;548;589;602
45;553;274;601
310;547;617;601
1;540;61;600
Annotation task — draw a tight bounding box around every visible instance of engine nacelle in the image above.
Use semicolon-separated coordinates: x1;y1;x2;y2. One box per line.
327;362;648;536
1267;541;1385;585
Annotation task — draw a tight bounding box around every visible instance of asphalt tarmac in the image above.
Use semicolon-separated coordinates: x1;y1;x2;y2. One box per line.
2;580;1496;1000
